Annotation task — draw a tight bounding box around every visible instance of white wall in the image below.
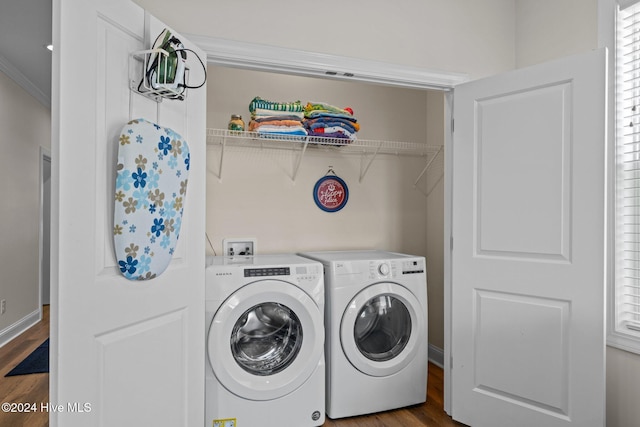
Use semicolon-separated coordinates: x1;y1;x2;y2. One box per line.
607;347;640;427
515;0;598;68
0;70;51;342
134;0;517;81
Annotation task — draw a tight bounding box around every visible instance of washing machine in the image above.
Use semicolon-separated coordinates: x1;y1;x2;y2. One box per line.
205;254;325;427
298;250;428;419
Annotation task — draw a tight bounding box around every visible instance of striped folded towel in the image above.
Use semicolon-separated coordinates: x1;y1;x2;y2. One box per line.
249;96;304;114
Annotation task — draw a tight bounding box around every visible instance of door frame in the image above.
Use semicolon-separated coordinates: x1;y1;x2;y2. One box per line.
39;147;52;310
185;34;469;91
444;91;454;413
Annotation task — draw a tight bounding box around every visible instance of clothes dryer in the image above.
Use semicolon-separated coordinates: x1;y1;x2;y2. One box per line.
205;254;325;427
298;250;428;419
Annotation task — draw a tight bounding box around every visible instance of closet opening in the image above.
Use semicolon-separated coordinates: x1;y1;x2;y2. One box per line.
204;60;450;376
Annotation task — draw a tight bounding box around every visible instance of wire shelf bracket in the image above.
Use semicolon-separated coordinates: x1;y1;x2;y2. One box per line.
413;146;443;197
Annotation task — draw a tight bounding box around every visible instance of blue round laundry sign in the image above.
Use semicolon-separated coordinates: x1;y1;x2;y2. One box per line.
313;175;349;212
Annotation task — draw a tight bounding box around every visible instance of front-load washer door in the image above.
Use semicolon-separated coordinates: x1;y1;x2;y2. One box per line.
208;279;323;401
340;282;425;377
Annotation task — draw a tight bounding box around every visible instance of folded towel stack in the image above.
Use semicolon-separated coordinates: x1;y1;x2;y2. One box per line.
248;97;308;137
303;102;360;141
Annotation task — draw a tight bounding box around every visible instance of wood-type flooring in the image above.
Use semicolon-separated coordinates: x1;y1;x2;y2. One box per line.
0;305;465;426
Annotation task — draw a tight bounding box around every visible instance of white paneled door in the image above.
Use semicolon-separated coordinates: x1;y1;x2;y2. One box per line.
51;0;206;426
451;49;606;426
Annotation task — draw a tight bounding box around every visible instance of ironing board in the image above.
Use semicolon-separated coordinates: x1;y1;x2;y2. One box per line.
113;118;190;280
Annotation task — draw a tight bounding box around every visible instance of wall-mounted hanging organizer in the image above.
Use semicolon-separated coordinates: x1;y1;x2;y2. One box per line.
129;28;207;103
129;48;189;102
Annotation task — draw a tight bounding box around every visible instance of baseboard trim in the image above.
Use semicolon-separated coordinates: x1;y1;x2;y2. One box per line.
0;309;41;348
428;343;445;369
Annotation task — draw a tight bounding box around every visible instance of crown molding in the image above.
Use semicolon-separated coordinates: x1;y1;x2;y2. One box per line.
0;53;51;108
185;34;468;91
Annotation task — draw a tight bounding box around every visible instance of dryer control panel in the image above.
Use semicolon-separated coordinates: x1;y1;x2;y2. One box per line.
401;259;425;275
369;260;398;279
368;258;425;279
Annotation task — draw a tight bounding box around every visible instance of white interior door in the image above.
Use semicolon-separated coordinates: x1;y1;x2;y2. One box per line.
51;1;206;426
451;49;607;426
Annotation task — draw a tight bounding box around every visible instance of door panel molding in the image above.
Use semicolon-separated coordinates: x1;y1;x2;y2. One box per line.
474;290;570;416
474;81;572;262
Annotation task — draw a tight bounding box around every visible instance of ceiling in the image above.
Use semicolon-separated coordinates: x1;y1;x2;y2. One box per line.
0;0;52;106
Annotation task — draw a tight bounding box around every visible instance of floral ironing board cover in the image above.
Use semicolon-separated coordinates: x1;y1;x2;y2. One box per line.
113;118;190;280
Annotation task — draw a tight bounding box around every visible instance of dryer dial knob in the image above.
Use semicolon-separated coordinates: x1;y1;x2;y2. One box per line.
378;263;390;276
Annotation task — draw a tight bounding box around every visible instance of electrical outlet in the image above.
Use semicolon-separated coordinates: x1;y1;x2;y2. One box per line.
223;238;257;256
1;299;6;315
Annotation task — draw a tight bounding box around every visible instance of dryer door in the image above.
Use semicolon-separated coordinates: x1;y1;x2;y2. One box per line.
208;279;323;401
341;282;425;377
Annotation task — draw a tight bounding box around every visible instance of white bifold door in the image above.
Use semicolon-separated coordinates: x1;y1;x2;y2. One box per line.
451;49;607;426
51;0;206;426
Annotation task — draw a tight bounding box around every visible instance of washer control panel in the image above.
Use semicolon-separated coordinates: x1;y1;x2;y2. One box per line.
244;267;290;277
243;264;322;286
294;264;322;286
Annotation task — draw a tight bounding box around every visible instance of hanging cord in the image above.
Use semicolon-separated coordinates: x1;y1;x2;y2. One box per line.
206;232;217;256
173;46;207;90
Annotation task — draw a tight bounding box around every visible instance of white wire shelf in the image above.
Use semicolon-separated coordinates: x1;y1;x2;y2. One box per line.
206;128;440;156
206;128;442;186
